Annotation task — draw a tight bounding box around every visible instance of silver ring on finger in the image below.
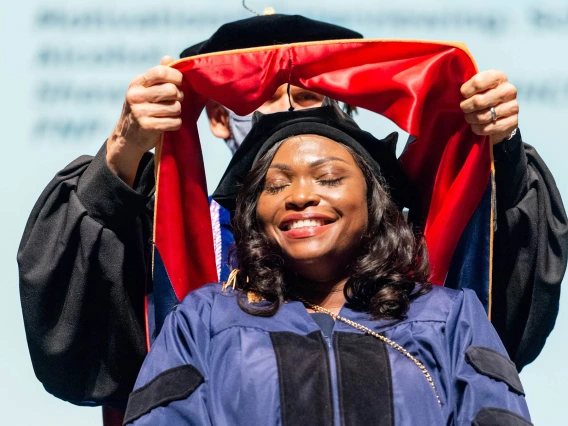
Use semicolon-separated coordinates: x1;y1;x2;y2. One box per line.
490;107;497;122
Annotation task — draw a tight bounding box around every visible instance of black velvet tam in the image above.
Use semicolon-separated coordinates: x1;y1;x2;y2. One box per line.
180;14;362;58
212;101;414;213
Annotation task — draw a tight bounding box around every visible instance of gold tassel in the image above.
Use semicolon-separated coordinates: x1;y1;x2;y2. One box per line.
222;269;263;302
222;268;240;292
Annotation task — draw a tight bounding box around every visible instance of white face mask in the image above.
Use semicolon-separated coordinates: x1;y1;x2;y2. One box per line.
223;97;335;154
225;110;253;154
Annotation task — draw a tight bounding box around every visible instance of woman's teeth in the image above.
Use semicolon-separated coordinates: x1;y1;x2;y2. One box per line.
287;219;325;230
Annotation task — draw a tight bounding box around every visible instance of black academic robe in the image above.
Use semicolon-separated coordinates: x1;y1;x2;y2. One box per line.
17;133;568;406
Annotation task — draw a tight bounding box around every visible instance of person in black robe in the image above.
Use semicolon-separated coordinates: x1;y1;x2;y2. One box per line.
17;13;568;408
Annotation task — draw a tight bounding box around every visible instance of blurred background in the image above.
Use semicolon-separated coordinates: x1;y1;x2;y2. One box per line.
1;0;566;424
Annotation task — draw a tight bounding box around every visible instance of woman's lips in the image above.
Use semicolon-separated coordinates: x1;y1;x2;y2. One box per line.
282;218;327;230
281;221;335;239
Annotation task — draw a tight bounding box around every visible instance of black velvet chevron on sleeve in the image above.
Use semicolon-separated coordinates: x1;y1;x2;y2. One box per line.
472;407;533;426
465;346;524;395
123;365;205;424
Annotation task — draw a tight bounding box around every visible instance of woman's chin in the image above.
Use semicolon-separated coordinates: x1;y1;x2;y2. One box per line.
276;226;340;257
281;241;336;264
283;249;348;279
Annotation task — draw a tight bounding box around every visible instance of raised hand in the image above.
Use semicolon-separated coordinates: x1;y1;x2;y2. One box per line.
460;70;519;145
107;56;184;186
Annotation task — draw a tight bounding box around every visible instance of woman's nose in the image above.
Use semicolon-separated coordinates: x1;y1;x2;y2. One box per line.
285;182;321;210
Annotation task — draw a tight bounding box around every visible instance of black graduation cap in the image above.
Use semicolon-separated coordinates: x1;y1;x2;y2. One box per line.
212;101;415;213
180;14;363;58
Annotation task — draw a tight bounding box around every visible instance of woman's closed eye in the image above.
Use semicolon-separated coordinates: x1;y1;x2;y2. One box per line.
316;168;347;187
318;177;345;187
263;176;346;194
263;181;290;194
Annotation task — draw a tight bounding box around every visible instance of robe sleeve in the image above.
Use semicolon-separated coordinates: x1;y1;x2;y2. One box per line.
447;289;531;425
492;131;568;371
123;289;213;426
17;144;155;406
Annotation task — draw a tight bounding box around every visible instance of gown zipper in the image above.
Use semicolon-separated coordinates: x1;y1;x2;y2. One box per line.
326;331;341;426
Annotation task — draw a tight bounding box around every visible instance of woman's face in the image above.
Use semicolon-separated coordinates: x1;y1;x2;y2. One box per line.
256;135;368;280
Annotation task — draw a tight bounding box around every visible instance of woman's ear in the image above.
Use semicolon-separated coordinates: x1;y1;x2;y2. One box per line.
205;100;231;139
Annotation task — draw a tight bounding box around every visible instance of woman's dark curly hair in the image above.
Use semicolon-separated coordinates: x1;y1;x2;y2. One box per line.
230;139;431;320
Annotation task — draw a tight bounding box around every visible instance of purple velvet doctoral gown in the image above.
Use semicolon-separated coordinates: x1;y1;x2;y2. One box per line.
124;283;530;426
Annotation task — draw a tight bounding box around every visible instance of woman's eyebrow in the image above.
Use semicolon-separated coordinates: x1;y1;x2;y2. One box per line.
309;157;349;168
269;157;348;171
269;164;292;171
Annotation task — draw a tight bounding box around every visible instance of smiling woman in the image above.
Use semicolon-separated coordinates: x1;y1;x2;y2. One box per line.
123;102;532;426
232;132;430;320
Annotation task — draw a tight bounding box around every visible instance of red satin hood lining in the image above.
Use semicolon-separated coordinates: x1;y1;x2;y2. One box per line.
153;39;490;300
